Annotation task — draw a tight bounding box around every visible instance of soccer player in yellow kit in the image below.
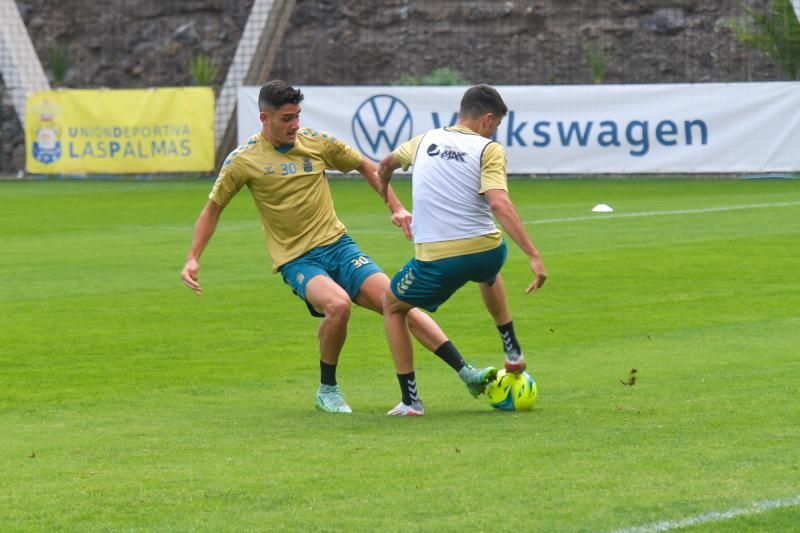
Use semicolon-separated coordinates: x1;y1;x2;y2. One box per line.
181;80;497;414
377;85;548;416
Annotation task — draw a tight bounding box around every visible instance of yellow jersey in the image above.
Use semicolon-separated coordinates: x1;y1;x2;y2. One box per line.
209;128;363;271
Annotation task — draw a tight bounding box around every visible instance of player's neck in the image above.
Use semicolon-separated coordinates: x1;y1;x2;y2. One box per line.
455;120;479;135
260;129;292;149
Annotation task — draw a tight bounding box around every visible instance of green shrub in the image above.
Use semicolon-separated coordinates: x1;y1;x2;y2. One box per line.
730;0;800;79
48;43;70;86
584;41;609;84
394;67;470;86
189;55;220;86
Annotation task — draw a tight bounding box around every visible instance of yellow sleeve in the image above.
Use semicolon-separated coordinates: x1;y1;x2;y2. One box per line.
209;149;247;206
393;135;424;171
318;132;363;173
478;142;508;193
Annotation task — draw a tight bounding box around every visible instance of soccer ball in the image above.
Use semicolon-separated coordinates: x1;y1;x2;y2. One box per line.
486;369;538;411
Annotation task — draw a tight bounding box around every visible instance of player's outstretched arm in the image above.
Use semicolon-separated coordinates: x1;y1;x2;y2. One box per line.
181;200;223;295
358;156;412;240
485;189;547;293
377;152;400;182
377;153;404;200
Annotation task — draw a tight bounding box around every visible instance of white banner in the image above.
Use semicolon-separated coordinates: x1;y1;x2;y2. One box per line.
237;83;800;174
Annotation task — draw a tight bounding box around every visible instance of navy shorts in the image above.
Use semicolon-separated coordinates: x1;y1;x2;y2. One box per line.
280;234;383;317
390;242;507;312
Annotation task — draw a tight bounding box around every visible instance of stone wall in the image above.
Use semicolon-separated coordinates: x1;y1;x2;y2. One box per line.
271;0;779;85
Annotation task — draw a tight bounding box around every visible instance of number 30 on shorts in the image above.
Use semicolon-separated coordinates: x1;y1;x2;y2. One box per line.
351;256;370;268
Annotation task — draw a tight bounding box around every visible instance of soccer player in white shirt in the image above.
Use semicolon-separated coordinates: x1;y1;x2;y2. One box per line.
377;84;547;416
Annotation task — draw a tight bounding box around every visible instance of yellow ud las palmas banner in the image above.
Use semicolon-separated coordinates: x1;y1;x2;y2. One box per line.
25;87;214;174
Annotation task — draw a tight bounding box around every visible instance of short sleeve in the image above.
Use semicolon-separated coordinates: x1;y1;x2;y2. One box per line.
478;142;508;193
394;135;423;171
209;150;247;206
318;132;363;173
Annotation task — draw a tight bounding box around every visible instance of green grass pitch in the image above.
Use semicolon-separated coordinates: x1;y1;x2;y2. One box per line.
1;177;799;531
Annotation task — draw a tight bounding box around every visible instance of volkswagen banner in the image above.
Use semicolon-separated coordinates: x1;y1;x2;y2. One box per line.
237;83;800;175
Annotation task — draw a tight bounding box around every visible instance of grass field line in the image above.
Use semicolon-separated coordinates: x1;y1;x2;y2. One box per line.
610;494;800;533
526;200;800;225
340;200;800;234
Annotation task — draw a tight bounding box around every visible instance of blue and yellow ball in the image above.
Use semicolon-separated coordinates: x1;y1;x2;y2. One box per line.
486;369;538;411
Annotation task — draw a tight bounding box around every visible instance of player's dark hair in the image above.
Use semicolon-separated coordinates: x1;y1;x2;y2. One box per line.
258;80;304;111
459;84;508;119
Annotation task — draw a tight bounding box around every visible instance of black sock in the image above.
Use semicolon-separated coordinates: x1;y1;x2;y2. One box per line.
397;372;420;405
434;341;466;372
497;321;522;356
320;360;337;386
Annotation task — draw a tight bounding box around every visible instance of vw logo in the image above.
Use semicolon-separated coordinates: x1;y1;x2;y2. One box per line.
351;94;413;162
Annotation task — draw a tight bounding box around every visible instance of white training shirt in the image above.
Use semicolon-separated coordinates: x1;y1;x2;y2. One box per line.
410;127;499;244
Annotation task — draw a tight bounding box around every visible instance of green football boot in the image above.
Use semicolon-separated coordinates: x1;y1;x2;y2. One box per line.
315;384;352;413
458;365;498;398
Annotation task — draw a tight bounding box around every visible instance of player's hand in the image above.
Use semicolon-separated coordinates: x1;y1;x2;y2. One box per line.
181;258;202;295
391;207;413;240
526;254;547;294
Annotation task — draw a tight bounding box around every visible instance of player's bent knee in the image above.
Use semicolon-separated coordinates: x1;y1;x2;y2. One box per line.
323;297;352;321
406;307;424;327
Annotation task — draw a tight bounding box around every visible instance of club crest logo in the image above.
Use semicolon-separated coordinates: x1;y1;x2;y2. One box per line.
351;94;413;162
31;100;62;164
